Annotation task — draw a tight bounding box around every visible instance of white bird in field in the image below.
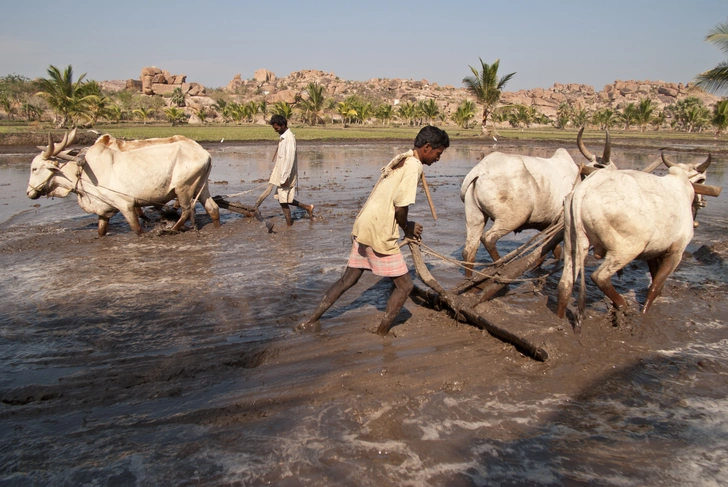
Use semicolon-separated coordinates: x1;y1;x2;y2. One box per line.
220;138;224;143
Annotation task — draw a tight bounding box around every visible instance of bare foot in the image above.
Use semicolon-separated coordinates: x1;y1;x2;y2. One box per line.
306;204;315;220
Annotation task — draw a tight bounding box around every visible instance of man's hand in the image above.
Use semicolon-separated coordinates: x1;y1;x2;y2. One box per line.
405;221;423;240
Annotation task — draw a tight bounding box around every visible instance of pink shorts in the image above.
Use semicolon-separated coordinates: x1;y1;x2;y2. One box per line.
347;239;408;277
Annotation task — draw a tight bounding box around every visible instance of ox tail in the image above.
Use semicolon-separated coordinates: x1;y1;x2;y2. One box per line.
460;167;482;202
189;157;214;227
570;190;588;332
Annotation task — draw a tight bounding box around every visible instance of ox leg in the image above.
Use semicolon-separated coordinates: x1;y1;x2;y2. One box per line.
198;185;221;228
643;252;681;314
120;208;143;234
171;194;193;232
590;254;631;310
98;216;110;237
483;222;516;262
462;198;487;278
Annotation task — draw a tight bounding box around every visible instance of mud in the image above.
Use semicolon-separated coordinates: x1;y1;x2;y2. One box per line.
0;140;726;486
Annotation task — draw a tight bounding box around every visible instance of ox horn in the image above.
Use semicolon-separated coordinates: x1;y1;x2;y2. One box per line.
577;127;596;162
696;153;712;173
602;130;611;165
42;133;55;159
52;128;77;156
661;152;676;168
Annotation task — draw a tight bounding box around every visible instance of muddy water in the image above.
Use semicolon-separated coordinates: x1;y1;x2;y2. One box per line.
0;140;726;486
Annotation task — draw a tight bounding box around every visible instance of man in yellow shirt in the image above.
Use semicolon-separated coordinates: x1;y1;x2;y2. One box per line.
299;126;449;336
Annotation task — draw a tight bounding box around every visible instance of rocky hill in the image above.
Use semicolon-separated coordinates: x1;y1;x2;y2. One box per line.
102;67;723;124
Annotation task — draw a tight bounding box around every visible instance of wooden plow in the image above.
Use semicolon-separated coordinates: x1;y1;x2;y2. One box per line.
405;222;560;362
212;195;275;233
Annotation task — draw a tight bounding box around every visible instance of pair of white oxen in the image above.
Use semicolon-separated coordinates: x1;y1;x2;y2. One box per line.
27;129;711;326
460;128;712;326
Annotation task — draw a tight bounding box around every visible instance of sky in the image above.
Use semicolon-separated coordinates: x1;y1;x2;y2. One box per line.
2;0;726;93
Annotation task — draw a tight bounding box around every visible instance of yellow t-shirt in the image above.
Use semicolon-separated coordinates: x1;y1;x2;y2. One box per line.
351;150;423;255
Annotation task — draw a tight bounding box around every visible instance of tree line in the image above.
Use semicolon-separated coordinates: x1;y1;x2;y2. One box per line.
2;21;726;134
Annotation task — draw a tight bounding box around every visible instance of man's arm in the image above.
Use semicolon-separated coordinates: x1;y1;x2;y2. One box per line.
277;136;295;185
394;206;422;240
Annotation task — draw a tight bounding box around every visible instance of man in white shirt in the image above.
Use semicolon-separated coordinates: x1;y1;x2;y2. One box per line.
255;115;314;226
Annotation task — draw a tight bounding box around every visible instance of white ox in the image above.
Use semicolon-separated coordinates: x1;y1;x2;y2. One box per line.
26;130;220;236
556;153;711;324
459;129;614;277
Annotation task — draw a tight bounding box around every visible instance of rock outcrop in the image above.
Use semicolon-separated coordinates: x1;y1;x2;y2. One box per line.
221;69;722;123
139;66;206;97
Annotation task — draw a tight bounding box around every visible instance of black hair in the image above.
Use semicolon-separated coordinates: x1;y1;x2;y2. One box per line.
269;114;288;126
414;125;450;149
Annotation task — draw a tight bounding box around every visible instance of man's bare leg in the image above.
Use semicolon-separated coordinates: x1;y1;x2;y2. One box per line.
376;273;414;336
292;200;315;220
280;203;294;226
298;267;364;330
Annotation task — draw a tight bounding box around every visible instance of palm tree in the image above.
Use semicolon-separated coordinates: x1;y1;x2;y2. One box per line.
419;99;440;125
298;82;326;125
695;20;728;94
164;107;187;126
570;108;589;129
133;106;155;124
336;100;357;127
355;101;373;124
592;107;617;130
397;101;416;126
462;58;516;133
270;101;294;120
451;100;476;129
619;103;639;130
634;98;655;132
0;94;17;120
375;103;394;125
555;103;572;129
35;65;98;127
711;99;728;136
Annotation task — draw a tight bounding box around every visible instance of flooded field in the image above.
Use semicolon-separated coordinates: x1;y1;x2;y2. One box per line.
0;138;726;486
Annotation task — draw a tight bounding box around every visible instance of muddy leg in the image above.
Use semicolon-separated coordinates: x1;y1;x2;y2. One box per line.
98;216;110;237
643;252;681;313
291;199;314;220
280;203;293;226
298;267;364;330
376;273;414;336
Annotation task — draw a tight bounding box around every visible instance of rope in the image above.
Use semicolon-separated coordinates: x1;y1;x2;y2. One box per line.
222;184;270;199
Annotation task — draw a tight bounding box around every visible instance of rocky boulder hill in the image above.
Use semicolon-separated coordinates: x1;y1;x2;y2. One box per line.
102;67;722;124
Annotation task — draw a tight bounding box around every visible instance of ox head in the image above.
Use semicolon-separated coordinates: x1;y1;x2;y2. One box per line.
661;152;712;227
577;127;618;171
26;129;77;200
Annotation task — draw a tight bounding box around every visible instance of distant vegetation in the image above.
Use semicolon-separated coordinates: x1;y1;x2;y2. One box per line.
1;51;727;140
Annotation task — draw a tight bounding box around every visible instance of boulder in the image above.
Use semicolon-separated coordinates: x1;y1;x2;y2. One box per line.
254;69;276;83
265;89;298;104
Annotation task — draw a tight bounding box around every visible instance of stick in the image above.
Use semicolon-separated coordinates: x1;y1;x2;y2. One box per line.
421;173;437;220
212;195;275;233
692;182;722;197
407;241;548;361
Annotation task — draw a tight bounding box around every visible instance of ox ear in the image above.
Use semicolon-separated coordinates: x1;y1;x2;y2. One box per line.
696;153;711;173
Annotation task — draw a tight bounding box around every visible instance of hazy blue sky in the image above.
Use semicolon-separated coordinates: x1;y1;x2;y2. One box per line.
2;0;725;92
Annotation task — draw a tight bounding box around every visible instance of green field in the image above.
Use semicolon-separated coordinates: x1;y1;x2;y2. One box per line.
0;122;724;148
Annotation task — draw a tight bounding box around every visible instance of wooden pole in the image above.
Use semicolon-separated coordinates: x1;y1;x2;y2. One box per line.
421;173;437;220
407;241;548;361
